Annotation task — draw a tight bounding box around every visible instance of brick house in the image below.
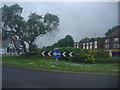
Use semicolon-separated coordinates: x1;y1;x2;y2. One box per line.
74;42;80;48
104;27;120;56
79;41;104;49
74;26;120;57
74;40;104;49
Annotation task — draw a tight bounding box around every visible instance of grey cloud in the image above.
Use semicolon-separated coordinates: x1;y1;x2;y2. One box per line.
3;2;118;48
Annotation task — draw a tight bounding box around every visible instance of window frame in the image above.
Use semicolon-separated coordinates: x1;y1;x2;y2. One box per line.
114;38;119;42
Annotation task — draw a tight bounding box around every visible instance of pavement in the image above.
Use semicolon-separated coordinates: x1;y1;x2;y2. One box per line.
2;65;119;88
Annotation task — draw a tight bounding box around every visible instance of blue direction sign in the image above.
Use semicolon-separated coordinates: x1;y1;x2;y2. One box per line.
53;50;61;58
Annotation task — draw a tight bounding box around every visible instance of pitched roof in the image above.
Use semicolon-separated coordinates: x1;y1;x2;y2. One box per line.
2;37;22;49
105;28;120;38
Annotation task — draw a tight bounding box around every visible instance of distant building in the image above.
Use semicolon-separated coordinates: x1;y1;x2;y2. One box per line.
104;27;120;57
74;26;120;57
74;42;79;48
2;36;24;55
74;40;104;49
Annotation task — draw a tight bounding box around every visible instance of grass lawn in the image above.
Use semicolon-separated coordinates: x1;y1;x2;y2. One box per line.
2;56;119;75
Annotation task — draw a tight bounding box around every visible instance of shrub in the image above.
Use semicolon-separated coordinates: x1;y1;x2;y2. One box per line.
89;49;110;58
39;47;111;63
85;53;96;63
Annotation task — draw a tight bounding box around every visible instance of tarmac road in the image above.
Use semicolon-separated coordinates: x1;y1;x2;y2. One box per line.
2;65;118;88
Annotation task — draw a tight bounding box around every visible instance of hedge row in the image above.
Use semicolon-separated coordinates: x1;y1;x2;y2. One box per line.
38;47;115;63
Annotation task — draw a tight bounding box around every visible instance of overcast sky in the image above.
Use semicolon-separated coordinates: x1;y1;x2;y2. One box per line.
2;2;118;48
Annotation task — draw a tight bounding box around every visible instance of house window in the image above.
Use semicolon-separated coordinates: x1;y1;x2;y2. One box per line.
74;43;77;48
7;47;10;53
105;44;109;49
86;43;89;49
77;43;79;48
90;42;92;49
114;38;119;42
113;44;119;48
83;43;85;49
94;41;97;49
105;39;109;43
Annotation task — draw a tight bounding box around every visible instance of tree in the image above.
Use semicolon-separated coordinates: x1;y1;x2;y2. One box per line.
64;35;74;47
79;37;104;43
2;4;27;52
52;43;58;48
89;38;95;42
52;35;74;47
2;4;59;53
79;38;90;43
58;38;66;47
96;37;104;41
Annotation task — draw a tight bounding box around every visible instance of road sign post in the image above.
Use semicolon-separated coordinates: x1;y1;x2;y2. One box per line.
53;48;61;65
56;58;58;65
41;48;73;65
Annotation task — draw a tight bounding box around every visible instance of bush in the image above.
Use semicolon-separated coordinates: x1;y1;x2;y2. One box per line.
85;53;96;64
37;47;112;63
84;49;110;63
89;49;110;58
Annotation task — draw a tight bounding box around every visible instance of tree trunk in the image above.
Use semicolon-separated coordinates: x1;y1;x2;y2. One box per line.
29;44;32;53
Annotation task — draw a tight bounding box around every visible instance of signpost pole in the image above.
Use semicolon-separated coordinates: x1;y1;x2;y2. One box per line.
53;48;61;65
56;58;58;65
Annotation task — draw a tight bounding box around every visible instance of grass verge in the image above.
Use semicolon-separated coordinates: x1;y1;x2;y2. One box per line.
2;56;119;75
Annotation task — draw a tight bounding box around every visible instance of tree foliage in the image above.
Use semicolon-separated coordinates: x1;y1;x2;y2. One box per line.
2;4;59;53
65;35;74;47
79;37;104;43
52;35;74;47
79;38;90;43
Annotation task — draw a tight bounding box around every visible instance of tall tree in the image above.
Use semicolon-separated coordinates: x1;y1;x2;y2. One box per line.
2;4;59;53
52;35;74;47
58;38;66;47
2;4;27;52
64;35;74;47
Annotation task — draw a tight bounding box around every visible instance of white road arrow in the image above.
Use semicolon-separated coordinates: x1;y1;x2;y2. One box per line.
62;52;66;57
48;51;52;56
69;52;73;57
41;51;45;56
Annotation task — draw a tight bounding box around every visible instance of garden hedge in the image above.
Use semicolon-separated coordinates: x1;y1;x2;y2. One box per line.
38;47;113;63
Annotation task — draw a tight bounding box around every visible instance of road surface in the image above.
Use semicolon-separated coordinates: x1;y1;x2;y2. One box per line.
2;65;118;88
